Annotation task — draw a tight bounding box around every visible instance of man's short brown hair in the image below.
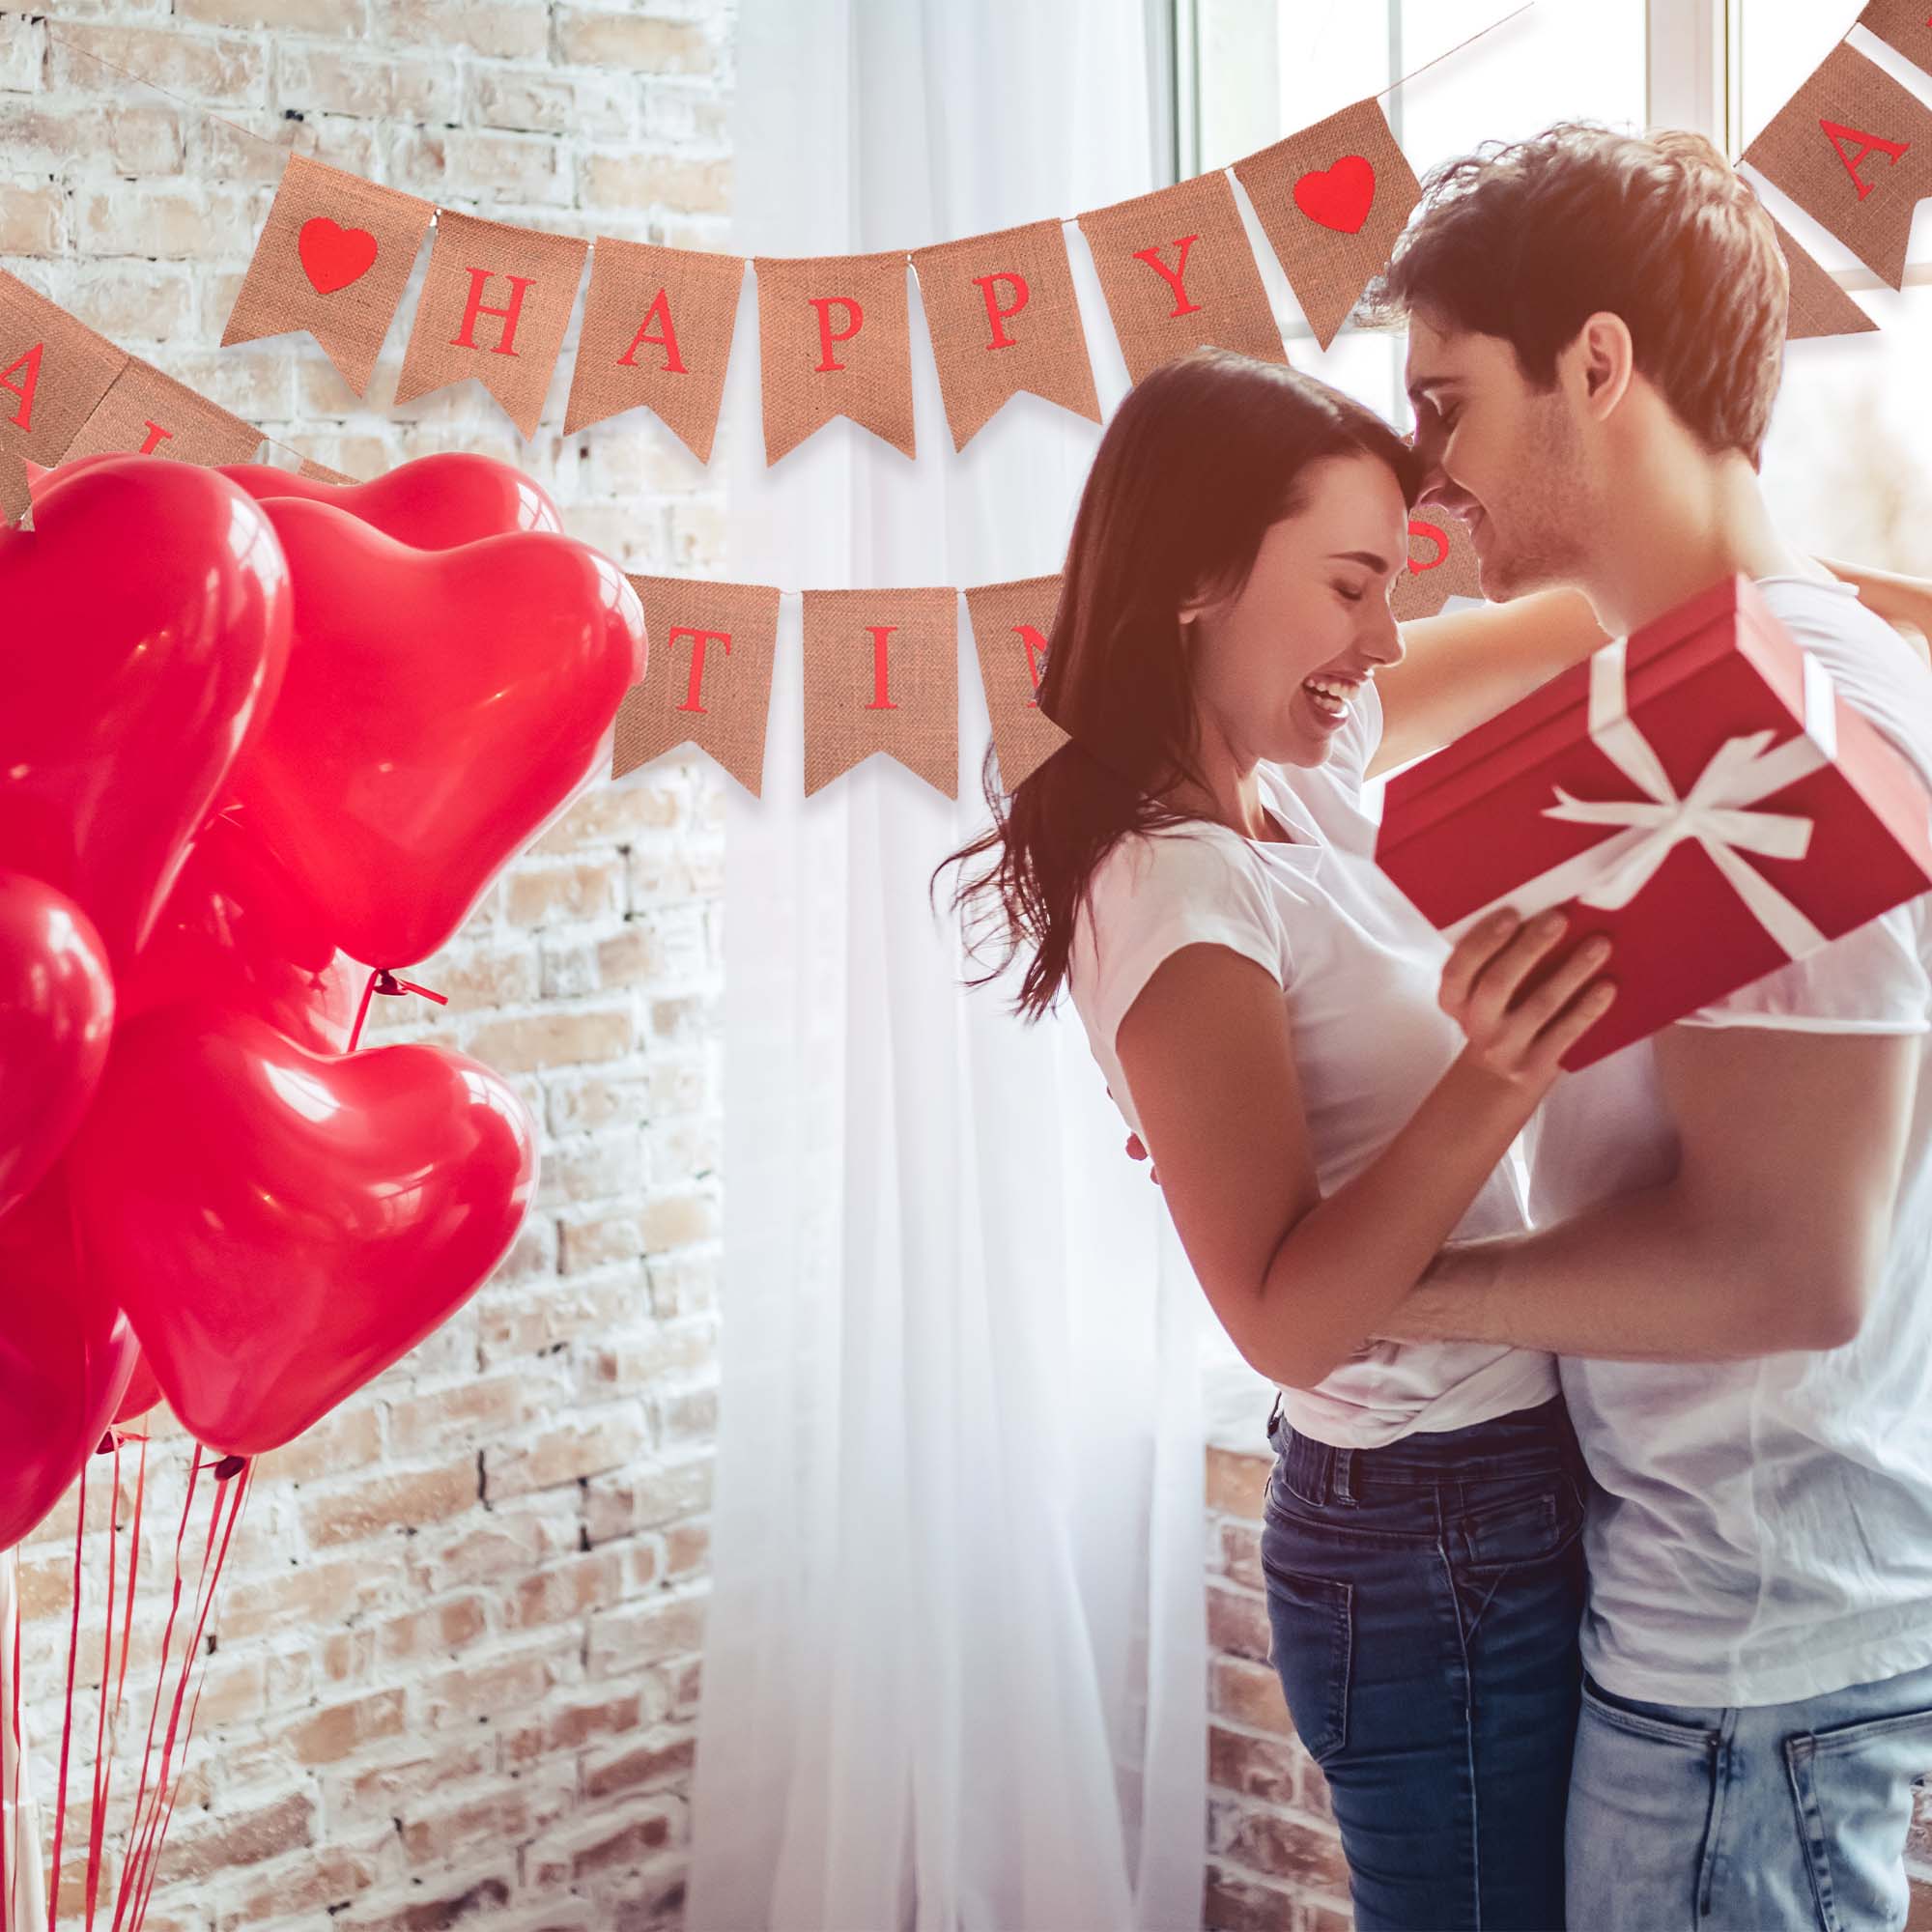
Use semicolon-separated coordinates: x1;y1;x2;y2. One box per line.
1358;121;1791;469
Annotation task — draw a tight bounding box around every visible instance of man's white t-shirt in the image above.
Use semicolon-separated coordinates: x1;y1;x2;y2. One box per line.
1065;673;1559;1449
1524;574;1932;1707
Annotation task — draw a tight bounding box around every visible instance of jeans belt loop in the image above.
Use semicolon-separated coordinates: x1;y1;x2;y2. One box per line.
1332;1444;1356;1506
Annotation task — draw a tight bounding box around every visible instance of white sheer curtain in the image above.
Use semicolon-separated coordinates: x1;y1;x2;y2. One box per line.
690;2;1216;1928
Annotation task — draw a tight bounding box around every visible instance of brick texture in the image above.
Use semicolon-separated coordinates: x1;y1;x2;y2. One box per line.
6;3;732;1925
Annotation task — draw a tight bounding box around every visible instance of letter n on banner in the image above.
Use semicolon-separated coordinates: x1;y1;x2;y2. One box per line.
963;575;1069;792
1075;173;1287;382
565;240;747;463
801;587;958;799
393;211;589;438
0;268;130;468
910;221;1101;450
61;357;266;467
615;576;781;795
1742;41;1932;289
1389;510;1481;621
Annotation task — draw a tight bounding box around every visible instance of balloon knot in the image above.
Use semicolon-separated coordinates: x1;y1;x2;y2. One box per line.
212;1454;248;1483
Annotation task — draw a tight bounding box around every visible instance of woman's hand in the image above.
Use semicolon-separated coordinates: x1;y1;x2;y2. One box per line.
1437;906;1618;1091
1816;556;1932;668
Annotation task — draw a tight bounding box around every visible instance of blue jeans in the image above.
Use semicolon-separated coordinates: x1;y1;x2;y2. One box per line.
1261;1390;1589;1930
1565;1656;1932;1930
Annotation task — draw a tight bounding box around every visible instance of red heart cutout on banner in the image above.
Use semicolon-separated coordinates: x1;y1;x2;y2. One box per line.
0;459;293;976
228;500;646;968
0;871;115;1223
1293;155;1378;234
298;215;379;295
67;1004;539;1457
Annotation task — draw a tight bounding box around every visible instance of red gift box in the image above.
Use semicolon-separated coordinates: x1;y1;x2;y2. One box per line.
1376;573;1932;1069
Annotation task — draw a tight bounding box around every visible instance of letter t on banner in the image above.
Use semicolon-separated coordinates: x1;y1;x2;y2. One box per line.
393;211;590;438
801;588;958;798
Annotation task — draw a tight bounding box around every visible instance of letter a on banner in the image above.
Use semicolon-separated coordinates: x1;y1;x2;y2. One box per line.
1743;42;1932;289
0;268;129;468
393;211;590;438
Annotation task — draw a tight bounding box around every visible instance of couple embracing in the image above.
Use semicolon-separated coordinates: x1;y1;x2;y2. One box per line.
941;122;1932;1930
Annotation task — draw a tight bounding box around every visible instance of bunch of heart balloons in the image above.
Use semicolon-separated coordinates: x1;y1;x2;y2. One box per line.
0;449;649;1548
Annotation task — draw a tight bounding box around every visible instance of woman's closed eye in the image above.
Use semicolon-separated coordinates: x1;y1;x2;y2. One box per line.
1333;582;1365;604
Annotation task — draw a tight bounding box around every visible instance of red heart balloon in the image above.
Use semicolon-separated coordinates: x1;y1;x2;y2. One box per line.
228;501;646;967
298;215;378;295
121;805;358;1055
0;1167;138;1549
0;459;292;975
1293;154;1378;234
0;871;115;1222
67;1003;539;1456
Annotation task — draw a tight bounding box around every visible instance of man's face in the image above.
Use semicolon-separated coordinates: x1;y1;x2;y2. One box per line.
1404;310;1603;603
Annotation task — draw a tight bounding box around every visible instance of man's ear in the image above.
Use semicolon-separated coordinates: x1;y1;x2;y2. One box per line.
1574;311;1634;421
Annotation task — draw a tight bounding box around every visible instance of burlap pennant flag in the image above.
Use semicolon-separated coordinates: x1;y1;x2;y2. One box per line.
1389;509;1482;621
615;575;781;795
910;221;1101;450
801;586;957;798
61;357;265;467
0;269;129;467
296;455;363;485
1742;42;1932;290
393;210;589;438
221;152;435;396
1855;1;1932;76
1;440;30;529
1771;214;1878;339
963;574;1069;791
1232;98;1421;353
564;240;746;461
1075;173;1286;384
755;251;918;465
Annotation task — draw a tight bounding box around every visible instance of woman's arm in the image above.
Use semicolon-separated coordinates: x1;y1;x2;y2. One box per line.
1113;914;1610;1390
1371;558;1932;781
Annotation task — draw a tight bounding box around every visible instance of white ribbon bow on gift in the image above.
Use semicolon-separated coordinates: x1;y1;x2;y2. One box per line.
1439;637;1842;962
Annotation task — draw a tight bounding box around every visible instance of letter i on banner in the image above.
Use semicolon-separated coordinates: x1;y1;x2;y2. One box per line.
61;358;267;467
1075;174;1286;382
565;242;747;463
800;588;958;798
0;270;129;475
1742;40;1932;289
909;221;1102;450
615;576;781;794
963;575;1069;791
221;152;436;395
1232;98;1420;352
754;252;919;465
393;212;590;438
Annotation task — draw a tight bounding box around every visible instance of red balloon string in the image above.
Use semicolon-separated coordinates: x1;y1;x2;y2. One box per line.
347;967;449;1053
47;1460;87;1932
3;1553;16;1932
113;1439;144;1733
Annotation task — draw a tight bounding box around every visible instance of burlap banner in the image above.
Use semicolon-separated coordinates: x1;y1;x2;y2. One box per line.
801;587;957;798
1;440;28;528
1390;510;1482;622
220;152;436;395
1233;97;1421;353
61;357;265;467
0;269;128;466
1743;41;1932;291
755;250;918;465
563;240;746;462
1772;216;1878;339
615;575;781;795
392;211;589;438
297;456;362;486
963;574;1069;793
1855;0;1932;75
1075;172;1287;383
910;220;1102;450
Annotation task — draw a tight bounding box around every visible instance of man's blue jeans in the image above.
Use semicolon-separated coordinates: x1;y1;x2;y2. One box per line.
1261;1391;1590;1930
1565;1656;1932;1930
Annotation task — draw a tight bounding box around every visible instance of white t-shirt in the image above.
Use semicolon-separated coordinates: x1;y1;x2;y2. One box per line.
1065;674;1559;1449
1525;573;1932;1706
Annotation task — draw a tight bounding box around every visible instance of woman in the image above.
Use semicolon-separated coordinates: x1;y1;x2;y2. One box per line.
932;346;1927;1930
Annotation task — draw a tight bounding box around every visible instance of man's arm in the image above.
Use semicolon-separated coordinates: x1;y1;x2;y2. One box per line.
1373;1022;1919;1360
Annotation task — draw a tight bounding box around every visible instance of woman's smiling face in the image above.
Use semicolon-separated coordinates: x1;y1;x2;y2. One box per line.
1179;451;1411;771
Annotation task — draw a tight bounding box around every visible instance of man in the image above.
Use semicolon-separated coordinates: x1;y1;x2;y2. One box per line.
1342;121;1932;1929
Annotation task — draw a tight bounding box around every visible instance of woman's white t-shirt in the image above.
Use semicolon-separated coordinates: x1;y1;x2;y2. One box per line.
1065;675;1559;1447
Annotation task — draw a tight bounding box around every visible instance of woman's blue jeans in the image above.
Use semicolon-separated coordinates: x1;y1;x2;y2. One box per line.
1261;1390;1590;1930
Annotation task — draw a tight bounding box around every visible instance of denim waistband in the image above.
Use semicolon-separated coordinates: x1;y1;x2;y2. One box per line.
1266;1390;1582;1502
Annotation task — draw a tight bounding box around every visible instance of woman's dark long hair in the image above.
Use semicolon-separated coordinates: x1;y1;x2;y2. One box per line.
931;347;1426;1024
